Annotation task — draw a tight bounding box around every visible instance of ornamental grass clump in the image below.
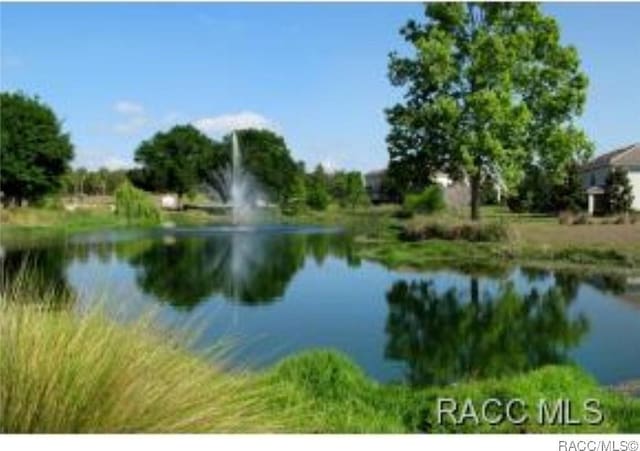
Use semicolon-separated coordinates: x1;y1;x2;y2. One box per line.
0;271;281;433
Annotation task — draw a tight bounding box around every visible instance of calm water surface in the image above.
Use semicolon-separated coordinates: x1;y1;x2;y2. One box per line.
3;226;639;386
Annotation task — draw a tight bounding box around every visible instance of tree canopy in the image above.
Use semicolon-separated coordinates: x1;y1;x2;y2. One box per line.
0;92;74;205
133;125;224;198
386;3;592;219
305;165;331;211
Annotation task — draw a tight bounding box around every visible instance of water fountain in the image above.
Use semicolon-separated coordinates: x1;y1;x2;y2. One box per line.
205;132;265;224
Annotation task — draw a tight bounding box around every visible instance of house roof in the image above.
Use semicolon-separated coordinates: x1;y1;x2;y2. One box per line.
365;169;386;177
583;143;640;170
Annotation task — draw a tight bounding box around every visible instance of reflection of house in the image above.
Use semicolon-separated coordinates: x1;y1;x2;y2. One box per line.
581;143;640;214
621;276;640;307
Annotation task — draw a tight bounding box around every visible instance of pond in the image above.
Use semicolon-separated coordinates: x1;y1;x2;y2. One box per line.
2;225;640;387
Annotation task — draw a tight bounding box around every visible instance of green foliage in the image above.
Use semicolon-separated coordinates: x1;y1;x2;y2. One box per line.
133;125;223;197
554;161;587;213
508;161;586;214
63;167;129;196
326;171;367;209
305;165;330;211
386;4;592;220
604;168;634;214
402;219;510;242
403;185;445;215
114;182;161;225
281;173;308;216
268;350;637;433
0;92;74;205
343;171;368;209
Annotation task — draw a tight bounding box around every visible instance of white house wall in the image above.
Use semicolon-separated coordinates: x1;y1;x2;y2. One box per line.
583;167;640;211
629;170;640;211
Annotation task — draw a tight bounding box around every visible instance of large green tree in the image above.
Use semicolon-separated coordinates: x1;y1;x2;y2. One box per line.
0;92;74;205
386;3;592;220
133;125;223;200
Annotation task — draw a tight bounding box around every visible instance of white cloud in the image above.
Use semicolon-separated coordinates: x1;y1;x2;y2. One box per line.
113;115;149;135
192;111;278;136
103;157;133;170
320;158;339;174
73;149;134;170
114;100;145;115
160;111;188;126
111;100;149;135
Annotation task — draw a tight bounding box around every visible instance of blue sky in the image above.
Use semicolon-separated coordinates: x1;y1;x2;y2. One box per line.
1;3;639;172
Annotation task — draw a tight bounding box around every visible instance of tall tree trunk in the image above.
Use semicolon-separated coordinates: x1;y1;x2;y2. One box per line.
470;172;481;221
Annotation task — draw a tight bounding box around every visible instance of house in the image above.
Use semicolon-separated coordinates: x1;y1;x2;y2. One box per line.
364;169;471;209
363;169;387;203
160;194;179;210
581;143;640;214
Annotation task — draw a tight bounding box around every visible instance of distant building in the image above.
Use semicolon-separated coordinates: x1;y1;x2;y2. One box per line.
364;169;472;209
581;143;640;214
160;194;179;210
363;169;388;204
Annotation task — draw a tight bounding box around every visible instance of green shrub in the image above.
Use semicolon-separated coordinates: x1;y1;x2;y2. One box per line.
305;184;330;211
393;208;414;219
402;219;510;242
114;181;161;225
403;186;445;215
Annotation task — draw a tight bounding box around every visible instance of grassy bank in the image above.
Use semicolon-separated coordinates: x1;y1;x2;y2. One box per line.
2;203;639;273
0;205;226;242
312;205;640;274
269;351;640;433
0;206;127;234
357;236;640;276
1;278;639;433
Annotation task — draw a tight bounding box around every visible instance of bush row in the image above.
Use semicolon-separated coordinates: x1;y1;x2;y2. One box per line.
558;211;638;226
401;219;510;242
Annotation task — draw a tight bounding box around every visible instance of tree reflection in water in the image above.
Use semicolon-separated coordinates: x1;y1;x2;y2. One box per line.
384;278;590;386
1;245;74;305
128;231;359;309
